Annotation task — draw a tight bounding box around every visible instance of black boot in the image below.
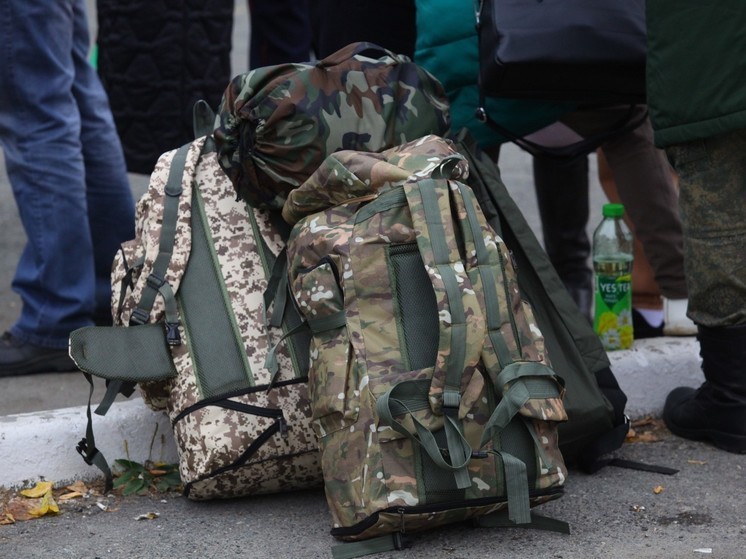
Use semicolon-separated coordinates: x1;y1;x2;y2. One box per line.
533;156;593;321
663;324;746;453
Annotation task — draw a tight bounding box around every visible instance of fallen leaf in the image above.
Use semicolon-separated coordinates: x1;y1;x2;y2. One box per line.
627;431;662;443
653;485;665;495
65;480;89;494
28;492;59;518
688;460;707;465
58;492;84;501
0;513;15;525
20;481;53;499
135;512;159;521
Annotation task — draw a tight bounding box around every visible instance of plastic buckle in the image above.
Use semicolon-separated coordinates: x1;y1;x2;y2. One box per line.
129;307;149;326
146;272;166;290
165;322;181;346
76;438;96;466
443;391;461;417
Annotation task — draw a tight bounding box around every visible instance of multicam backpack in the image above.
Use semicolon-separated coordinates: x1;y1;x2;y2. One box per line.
284;136;569;555
69;134;321;499
213;41;451;210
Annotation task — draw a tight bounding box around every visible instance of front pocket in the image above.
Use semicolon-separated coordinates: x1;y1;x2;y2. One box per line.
295;258;358;437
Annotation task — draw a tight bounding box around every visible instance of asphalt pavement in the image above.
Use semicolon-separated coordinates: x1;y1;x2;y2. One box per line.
1;3;744;559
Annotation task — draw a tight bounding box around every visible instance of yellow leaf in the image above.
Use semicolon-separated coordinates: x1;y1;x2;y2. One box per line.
65;480;88;494
20;481;53;499
0;513;15;525
653;485;664;495
58;491;84;501
28;492;59;518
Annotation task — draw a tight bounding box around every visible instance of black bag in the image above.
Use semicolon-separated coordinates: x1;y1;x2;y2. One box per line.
473;0;647;163
454;129;629;471
476;0;647;105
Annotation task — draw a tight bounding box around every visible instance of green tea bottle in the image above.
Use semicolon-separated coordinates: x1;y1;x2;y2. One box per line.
593;203;633;350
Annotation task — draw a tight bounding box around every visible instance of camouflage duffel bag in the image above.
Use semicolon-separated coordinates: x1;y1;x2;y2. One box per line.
70;134;321;500
213;41;451;210
284;135;569;556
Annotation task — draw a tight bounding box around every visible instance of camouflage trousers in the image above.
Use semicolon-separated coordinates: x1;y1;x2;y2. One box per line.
666;128;746;327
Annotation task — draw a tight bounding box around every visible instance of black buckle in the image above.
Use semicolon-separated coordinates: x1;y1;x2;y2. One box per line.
129;307;149;326
165;322;181;346
76;438;96;466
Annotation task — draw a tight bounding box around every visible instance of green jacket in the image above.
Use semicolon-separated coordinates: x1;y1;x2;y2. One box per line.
646;0;746;147
413;0;574;148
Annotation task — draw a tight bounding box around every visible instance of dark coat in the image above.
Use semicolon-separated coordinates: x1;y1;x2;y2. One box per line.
646;0;746;147
96;0;234;174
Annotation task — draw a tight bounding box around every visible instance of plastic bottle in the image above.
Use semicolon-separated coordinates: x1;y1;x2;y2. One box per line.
592;203;634;350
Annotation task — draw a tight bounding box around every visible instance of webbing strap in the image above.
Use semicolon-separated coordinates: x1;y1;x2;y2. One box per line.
264;321;310;391
477;509;571;534
417;183;469;410
76;373;114;492
129;142;192;325
455;182;515;365
331;533;404;559
377;380;472;488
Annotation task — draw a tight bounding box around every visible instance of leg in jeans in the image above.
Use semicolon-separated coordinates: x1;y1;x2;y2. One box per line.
0;0;134;351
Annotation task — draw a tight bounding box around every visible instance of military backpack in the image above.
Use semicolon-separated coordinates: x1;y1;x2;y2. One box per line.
69;133;320;499
283;136;569;556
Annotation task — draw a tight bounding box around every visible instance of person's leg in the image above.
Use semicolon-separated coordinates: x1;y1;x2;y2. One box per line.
563;105;693;335
662;129;746;453
72;0;135;322
248;0;312;69
532;155;593;321
596;148;665;337
0;0;94;348
310;0;416;59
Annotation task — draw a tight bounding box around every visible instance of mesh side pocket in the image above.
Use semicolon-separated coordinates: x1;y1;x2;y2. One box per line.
388;242;438;371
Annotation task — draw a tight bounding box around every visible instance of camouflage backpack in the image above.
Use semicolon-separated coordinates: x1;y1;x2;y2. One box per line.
69;132;321;499
213;41;451;210
283;136;569;555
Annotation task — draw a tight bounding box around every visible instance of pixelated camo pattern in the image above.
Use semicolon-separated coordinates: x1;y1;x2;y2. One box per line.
110;137;320;500
214;41;451;210
286;136;567;540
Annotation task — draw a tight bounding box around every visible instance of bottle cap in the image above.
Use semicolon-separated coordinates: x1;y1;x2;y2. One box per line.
602;203;625;218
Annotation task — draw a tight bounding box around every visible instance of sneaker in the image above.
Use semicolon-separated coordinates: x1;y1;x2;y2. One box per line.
632;308;664;339
0;331;77;377
662;298;697;336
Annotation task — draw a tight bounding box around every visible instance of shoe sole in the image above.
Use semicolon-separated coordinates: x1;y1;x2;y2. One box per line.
0;354;78;377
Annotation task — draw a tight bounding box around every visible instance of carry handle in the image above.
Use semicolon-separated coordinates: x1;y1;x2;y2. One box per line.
316;41;402;69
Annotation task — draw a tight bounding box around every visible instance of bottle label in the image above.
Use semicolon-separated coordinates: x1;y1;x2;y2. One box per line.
593;273;633;350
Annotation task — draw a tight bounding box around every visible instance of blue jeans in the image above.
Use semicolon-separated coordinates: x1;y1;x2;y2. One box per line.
0;0;135;348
